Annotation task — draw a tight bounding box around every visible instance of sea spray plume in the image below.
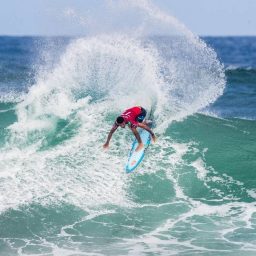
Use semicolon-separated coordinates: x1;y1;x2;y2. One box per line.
112;0;196;39
58;0;225;131
105;0;225;131
63;7;89;27
135;0;226;129
8;35;163;145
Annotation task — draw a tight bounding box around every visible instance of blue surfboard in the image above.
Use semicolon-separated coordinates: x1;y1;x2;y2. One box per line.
125;122;153;173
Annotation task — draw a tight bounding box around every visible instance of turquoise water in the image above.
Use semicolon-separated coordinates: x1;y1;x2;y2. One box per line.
0;2;256;256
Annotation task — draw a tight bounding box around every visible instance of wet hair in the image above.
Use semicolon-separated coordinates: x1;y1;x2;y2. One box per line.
116;116;124;124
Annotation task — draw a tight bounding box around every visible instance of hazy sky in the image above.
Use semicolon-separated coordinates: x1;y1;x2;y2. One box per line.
0;0;255;36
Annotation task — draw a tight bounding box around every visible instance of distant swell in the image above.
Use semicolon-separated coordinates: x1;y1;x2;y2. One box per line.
226;68;256;83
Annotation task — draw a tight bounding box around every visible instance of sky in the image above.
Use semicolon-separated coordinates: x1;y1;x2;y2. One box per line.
0;0;255;36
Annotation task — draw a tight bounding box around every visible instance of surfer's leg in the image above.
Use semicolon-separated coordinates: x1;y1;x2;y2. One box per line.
135;142;144;151
131;128;144;151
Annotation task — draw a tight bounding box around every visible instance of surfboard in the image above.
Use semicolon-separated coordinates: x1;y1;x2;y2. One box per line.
125;122;153;173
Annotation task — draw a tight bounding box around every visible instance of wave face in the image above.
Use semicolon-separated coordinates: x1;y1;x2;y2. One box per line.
2;2;256;256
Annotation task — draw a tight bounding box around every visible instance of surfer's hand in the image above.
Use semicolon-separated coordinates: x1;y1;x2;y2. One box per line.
103;143;109;150
152;134;157;143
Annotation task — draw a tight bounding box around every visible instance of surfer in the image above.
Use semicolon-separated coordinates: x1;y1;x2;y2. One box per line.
103;106;156;151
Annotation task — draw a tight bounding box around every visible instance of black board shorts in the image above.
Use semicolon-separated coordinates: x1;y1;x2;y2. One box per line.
136;107;147;123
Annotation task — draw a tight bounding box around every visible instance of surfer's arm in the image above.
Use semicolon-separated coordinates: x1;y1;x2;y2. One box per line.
137;123;156;142
103;125;118;149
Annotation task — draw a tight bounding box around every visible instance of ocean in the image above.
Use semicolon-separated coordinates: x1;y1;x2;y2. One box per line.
0;31;255;256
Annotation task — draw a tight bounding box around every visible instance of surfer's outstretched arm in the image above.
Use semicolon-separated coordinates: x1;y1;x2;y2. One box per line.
137;123;157;142
103;126;118;149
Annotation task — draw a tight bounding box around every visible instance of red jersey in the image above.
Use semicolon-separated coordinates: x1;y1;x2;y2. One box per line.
121;106;142;126
112;106;142;130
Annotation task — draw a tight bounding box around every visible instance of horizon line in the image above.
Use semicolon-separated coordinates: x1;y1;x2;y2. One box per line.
0;34;256;38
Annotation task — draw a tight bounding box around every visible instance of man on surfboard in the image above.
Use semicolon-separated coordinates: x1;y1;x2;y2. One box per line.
103;106;156;151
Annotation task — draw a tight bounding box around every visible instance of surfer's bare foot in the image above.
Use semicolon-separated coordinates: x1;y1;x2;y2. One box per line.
135;143;144;152
103;143;109;150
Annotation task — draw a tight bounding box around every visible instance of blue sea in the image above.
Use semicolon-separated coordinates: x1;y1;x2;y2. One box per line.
0;31;256;256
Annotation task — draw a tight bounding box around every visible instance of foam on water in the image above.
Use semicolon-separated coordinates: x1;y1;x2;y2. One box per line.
117;135;256;255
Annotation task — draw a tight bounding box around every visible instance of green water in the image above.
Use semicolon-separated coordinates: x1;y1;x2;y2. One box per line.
1;112;256;255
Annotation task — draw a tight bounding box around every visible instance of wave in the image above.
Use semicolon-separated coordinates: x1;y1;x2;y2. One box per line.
2;2;256;255
0;1;225;215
